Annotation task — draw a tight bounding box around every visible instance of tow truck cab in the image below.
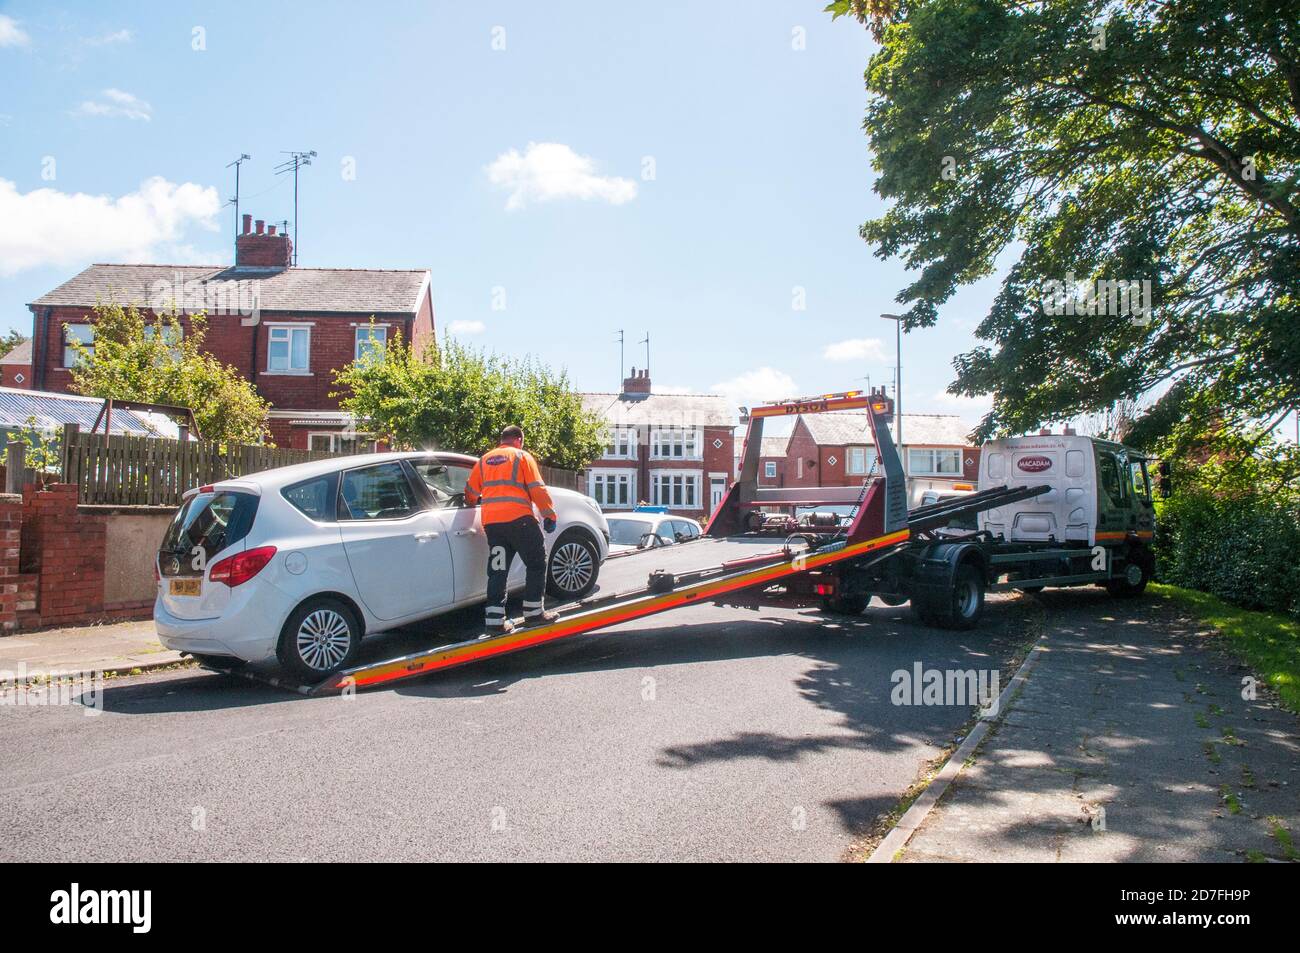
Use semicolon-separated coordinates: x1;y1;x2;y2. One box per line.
977;434;1155;545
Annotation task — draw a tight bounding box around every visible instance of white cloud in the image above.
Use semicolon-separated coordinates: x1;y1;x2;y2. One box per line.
0;15;30;47
447;320;486;335
823;337;887;362
73;88;152;121
487;142;637;211
84;29;133;46
711;367;798;414
0;176;221;276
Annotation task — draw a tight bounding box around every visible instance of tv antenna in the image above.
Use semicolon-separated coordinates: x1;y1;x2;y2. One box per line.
639;332;650;376
225;154;251;261
274;150;316;265
616;329;624;385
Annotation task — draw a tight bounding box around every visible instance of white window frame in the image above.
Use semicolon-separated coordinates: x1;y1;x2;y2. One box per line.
649;427;702;461
63;323;94;367
908;448;963;477
588;469;635;509
764;461;777;479
354;325;388;362
649;469;702;510
309;431;377;455
846;446;877;476
267;324;312;374
603;427;638;461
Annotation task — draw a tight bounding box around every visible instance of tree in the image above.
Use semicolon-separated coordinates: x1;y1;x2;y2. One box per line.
0;330;28;360
832;0;1300;451
68;302;271;445
334;331;606;471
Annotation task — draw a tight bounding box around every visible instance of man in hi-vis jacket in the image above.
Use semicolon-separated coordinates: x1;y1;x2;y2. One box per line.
464;425;559;634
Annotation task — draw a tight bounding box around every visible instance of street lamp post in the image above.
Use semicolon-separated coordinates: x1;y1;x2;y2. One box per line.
880;313;903;455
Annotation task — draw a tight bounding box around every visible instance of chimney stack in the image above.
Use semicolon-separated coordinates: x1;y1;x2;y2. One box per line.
621;367;652;397
235;211;293;269
1039;428;1052;436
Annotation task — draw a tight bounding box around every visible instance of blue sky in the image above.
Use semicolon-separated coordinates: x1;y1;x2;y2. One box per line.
0;0;1002;424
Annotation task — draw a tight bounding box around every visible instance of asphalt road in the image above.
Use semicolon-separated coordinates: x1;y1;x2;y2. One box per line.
0;544;1038;862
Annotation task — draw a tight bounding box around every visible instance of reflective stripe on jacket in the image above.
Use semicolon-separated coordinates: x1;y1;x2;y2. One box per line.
464;445;557;525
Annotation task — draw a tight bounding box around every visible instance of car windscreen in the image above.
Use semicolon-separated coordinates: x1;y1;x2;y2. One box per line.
159;490;258;577
607;518;655;546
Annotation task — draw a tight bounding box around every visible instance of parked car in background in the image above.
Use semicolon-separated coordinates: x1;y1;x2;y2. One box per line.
154;451;609;679
606;512;702;555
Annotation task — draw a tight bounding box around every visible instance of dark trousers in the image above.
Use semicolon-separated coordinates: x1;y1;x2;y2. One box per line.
484;515;547;626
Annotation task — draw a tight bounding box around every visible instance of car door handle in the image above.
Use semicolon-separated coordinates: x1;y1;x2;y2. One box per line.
415;531;441;541
455;529;478;537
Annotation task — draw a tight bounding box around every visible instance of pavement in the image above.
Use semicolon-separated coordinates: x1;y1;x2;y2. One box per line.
1;562;1296;861
896;590;1300;863
0;619;182;681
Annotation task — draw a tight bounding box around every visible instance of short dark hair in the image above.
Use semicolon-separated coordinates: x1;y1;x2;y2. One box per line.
500;425;524;442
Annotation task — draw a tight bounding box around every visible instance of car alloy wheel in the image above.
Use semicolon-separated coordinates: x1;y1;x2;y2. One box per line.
295;607;354;671
551;540;594;594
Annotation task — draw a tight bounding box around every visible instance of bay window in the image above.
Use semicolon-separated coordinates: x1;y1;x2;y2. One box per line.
589;470;634;509
908;448;963;476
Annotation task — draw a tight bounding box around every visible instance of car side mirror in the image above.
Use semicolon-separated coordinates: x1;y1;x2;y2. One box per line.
638;533;655;550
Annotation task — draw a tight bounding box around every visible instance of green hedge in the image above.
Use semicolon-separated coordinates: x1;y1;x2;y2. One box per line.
1155;491;1300;620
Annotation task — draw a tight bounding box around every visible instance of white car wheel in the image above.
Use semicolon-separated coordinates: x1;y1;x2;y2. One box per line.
277;597;362;680
547;533;599;601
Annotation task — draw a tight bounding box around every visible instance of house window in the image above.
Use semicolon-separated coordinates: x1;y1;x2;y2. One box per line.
144;324;183;361
355;325;387;362
650;470;701;509
764;461;777;479
268;325;310;372
908;448;963;476
589;470;634;509
309;432;376;455
63;324;94;366
650;428;701;460
847;446;877;476
603;428;637;460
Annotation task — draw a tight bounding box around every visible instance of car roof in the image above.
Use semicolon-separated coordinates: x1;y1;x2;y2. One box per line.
219;450;477;492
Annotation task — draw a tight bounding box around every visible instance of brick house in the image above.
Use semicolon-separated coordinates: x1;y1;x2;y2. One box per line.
775;411;979;504
580;369;735;520
25;213;434;450
0;340;32;389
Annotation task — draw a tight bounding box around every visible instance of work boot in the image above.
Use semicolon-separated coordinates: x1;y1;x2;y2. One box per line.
522;610;560;628
483;618;515;638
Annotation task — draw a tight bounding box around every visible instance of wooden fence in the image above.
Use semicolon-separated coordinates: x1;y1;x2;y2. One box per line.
54;424;581;506
59;424;343;506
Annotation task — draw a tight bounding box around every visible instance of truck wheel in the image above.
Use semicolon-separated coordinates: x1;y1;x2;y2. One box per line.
914;563;985;630
1106;551;1151;598
276;597;362;681
547;531;599;601
820;592;868;615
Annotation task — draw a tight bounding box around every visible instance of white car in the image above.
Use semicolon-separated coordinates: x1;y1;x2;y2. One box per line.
154;451;609;679
605;512;702;555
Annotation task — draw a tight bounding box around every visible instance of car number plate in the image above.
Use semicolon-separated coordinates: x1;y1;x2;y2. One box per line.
169;578;202;597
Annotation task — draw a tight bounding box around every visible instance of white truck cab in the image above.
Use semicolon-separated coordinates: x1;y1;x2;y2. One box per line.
977;433;1155;546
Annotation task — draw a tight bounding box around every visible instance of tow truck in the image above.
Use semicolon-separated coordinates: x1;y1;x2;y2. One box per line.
206;387;1156;694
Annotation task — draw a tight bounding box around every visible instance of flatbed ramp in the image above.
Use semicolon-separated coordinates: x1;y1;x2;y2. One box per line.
295;528;910;695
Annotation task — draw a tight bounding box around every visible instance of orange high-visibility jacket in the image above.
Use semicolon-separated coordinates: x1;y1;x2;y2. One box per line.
464;445;558;525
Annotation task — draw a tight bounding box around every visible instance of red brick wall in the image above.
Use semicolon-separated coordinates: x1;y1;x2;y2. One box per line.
17;483;121;629
1;362;31;388
0;495;27;631
31;305;416;416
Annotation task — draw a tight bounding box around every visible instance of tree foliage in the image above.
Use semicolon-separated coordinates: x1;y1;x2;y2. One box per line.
68;303;271;445
0;329;28;360
334;331;606;471
838;0;1300;448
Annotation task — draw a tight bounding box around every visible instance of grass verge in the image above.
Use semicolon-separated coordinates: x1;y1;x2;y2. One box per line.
1150;583;1300;713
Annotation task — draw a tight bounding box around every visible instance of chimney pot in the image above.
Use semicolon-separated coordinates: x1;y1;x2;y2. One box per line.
242;213;252;234
255;219;265;235
1063;426;1076;436
268;224;277;236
